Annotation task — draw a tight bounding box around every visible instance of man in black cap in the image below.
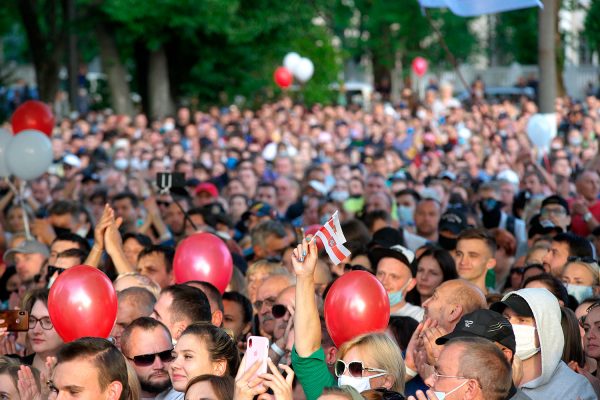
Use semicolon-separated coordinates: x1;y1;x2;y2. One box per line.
437;209;468;255
527;214;563;248
539;195;571;232
371;244;424;321
435;309;531;400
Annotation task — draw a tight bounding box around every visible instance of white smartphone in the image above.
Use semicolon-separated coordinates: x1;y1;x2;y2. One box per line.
245;336;269;377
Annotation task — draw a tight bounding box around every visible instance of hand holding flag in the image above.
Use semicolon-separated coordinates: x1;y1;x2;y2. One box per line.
308;211;351;265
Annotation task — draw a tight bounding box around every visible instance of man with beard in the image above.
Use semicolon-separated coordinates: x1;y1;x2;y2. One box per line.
478;182;527;256
121;317;177;399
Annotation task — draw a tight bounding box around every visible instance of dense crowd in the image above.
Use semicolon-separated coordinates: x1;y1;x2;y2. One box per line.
2;82;600;400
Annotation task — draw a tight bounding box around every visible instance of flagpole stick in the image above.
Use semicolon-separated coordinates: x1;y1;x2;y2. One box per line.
18;180;32;240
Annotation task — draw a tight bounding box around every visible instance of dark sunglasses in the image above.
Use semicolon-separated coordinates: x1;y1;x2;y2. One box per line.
510;263;544;275
343;264;371;273
127;349;174;366
334;360;386;378
272;304;287;319
568;256;598;264
156;200;172;207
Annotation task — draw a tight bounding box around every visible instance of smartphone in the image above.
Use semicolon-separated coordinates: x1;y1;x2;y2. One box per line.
245;336;269;376
0;310;29;331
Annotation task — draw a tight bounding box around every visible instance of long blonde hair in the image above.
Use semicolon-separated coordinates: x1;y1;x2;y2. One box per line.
338;333;406;394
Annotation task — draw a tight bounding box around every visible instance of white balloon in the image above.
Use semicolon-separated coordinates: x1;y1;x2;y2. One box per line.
6;130;53;180
294;57;314;83
283;52;301;72
527;113;556;150
0;129;13;178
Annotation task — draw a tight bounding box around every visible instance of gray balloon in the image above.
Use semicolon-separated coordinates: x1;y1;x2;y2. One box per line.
0;129;13;178
6;129;53;180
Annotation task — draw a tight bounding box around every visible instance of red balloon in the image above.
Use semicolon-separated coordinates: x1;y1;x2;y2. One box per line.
173;232;233;293
48;265;117;342
411;57;428;77
325;271;390;347
274;67;293;89
11;100;55;136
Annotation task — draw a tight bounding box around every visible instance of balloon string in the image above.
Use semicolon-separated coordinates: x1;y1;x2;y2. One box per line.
18;181;32;241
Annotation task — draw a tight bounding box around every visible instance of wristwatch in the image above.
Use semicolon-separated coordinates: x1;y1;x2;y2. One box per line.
584;211;593;222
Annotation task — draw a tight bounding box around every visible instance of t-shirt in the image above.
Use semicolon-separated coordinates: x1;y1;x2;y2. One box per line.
569;199;600;236
391;302;424;322
291;346;336;400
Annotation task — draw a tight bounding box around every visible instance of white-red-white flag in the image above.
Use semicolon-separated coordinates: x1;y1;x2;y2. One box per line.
313;211;351;265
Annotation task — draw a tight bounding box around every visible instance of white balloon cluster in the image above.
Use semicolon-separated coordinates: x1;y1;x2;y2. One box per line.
0;128;53;180
283;52;314;83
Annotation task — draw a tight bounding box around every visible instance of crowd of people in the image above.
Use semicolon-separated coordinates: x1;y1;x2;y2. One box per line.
1;83;600;400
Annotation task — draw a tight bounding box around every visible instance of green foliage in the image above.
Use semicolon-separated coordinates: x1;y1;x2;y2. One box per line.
585;0;600;54
495;7;538;64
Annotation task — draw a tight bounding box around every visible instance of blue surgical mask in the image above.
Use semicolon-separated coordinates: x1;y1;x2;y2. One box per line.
388;279;412;306
566;284;594;304
434;379;468;400
397;205;414;226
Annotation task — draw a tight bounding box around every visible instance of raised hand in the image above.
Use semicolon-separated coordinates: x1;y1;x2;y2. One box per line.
259;359;295;400
290;238;318;279
234;353;268;400
17;365;42;400
93;204;114;250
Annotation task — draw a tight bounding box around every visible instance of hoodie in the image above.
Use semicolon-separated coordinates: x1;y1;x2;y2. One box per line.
502;288;596;400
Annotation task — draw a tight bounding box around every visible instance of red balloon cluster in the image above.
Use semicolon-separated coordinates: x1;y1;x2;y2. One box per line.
48;265;117;342
11;100;55;136
412;57;428;77
274;67;293;89
324;270;390;347
173;232;233;293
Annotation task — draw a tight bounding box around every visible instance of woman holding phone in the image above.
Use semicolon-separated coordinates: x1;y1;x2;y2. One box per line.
170;322;240;393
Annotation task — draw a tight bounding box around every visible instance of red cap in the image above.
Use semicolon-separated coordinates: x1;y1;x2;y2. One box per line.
194;182;218;198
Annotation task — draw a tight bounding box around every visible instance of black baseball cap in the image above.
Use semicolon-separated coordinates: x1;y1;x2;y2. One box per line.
436;309;516;354
490;293;534;318
541;195;570;215
438;209;468;235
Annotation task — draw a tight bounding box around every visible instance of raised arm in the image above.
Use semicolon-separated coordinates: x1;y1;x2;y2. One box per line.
292;239;321;357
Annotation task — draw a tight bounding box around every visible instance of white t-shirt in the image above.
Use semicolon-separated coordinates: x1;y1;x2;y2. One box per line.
391;302;424;322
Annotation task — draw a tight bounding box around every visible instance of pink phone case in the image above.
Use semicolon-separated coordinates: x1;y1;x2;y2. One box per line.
245;336;269;376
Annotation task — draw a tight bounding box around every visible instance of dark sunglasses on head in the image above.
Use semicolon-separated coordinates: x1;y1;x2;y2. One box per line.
127;349;174;366
568;256;598;264
510;263;544;275
334;360;386;378
272;304;287;319
343;264;371;273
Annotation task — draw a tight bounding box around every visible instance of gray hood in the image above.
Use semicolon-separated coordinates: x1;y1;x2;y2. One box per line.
501;288;563;389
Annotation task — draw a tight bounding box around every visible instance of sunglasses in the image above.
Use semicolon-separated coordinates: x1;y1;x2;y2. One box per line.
127;349;174;366
156;200;172;207
510;263;544;275
47;265;66;279
568;256;598;264
343;264;371;273
334;360;386;378
272;304;287;319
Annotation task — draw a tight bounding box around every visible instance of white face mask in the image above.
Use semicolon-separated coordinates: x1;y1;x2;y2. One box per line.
512;324;540;360
566;284;594;304
338;372;386;393
433;379;468;400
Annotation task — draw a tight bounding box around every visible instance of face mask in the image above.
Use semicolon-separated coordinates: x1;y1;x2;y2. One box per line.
566;284;594;304
480;198;503;229
75;226;89;238
114;159;129;170
512;324;540;360
338;373;385;393
163;122;175;131
433;379;468;400
397;205;414;226
438;234;457;251
388;279;412;307
569;137;582;146
226;157;238;170
320;213;333;226
330;190;349;203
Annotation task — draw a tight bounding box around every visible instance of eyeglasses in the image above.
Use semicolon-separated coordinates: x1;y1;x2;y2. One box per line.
253;297;277;311
156;200;172;207
431;368;468;382
29;316;53;330
334;360;387;378
510;263;544;275
568;256;598;264
127;349;175;366
540;208;566;216
272;304;287;319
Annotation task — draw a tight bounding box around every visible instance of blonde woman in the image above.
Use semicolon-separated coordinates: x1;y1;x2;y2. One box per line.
561;258;600;304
